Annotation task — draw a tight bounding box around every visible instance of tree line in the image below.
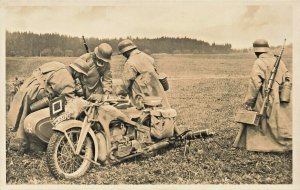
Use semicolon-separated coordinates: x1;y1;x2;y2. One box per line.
6;31;232;57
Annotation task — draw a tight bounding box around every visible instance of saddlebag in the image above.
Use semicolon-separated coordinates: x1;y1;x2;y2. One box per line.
150;108;177;139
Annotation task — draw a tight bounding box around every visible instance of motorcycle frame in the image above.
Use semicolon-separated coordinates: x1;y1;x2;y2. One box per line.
52;102;148;163
52;119;99;162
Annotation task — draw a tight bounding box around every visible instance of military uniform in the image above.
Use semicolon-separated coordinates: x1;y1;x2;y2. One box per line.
73;53;112;98
7;61;77;151
233;52;292;152
122;49;170;108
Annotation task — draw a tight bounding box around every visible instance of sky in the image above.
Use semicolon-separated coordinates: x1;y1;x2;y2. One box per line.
4;2;293;49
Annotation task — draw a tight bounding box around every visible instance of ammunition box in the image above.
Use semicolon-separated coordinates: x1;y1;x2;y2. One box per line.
235;110;260;126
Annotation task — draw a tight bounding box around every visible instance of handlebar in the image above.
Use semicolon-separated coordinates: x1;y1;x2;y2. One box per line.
104;99;130;103
84;98;130;107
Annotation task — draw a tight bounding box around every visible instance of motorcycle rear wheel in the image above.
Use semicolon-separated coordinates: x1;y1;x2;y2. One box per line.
46;128;93;179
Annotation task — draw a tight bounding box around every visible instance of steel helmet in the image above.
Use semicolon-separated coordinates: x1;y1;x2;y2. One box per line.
94;43;113;62
253;39;270;53
118;39;137;54
70;59;89;76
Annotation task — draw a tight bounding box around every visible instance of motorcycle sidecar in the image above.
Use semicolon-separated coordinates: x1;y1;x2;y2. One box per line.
24;108;54;144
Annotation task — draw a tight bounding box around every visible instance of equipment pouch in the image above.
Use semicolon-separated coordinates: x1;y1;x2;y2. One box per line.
158;73;169;91
150;108;176;139
30;97;49;112
280;82;291;103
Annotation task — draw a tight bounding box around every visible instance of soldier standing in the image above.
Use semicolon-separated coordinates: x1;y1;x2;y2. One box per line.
8;61;89;153
73;43;113;101
117;39;170;108
233;39;292;152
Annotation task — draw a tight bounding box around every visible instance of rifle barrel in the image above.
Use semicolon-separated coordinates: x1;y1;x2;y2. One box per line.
267;39;286;90
258;39;286;119
82;35;89;53
185;129;214;140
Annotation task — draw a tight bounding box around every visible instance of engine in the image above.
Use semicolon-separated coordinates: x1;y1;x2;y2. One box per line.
109;121;141;158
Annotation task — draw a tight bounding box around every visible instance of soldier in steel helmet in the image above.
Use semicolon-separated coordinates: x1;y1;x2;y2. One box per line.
233;39;292;152
117;39;170;108
73;43;113;101
8;61;90;153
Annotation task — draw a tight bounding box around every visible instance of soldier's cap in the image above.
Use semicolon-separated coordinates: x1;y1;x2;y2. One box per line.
253;39;270;53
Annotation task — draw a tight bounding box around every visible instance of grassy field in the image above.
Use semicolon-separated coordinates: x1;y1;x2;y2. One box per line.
5;52;293;184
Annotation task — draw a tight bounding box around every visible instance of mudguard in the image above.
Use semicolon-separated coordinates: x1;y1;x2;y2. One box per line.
53;120;99;162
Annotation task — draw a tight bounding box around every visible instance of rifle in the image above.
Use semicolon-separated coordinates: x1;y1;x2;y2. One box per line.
235;39;286;127
259;39;286;117
82;36;89;53
145;129;215;153
108;129;214;163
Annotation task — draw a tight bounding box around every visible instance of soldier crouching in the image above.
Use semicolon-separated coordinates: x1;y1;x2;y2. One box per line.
7;61;90;154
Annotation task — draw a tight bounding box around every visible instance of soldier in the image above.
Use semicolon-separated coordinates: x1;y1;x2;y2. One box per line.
233;39;292;152
7;77;24;110
8;61;90;153
73;43;113;101
117;39;170;108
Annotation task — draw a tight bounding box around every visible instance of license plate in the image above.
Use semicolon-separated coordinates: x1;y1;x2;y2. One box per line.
51;112;71;126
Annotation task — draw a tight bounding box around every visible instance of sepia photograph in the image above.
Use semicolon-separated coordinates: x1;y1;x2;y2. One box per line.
1;0;299;189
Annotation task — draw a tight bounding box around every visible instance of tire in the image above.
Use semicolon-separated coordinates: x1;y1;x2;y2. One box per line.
46;128;93;179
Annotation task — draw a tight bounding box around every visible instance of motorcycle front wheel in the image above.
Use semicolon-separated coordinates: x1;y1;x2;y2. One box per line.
46;128;93;179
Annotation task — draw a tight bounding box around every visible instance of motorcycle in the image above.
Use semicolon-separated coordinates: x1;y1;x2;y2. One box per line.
45;95;214;179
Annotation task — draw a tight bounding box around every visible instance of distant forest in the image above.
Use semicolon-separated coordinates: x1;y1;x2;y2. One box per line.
6;31;233;57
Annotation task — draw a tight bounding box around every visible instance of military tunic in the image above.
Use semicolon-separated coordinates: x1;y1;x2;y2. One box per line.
122;49;170;108
73;53;112;98
233;53;292;152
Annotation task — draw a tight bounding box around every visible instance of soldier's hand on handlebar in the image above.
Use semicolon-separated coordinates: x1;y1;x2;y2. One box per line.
102;92;110;105
88;94;103;102
115;86;128;97
117;94;127;99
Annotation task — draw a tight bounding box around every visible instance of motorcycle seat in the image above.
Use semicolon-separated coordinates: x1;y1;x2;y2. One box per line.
142;96;162;107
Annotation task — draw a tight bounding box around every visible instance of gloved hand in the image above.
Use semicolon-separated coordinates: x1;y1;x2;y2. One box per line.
115;85;128;97
88;93;103;102
102;92;110;102
243;104;253;111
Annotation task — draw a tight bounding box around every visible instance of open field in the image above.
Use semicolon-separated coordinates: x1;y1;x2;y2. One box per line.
5;52;293;184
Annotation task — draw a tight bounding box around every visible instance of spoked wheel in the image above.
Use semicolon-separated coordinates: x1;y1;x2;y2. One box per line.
46;128;93;179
